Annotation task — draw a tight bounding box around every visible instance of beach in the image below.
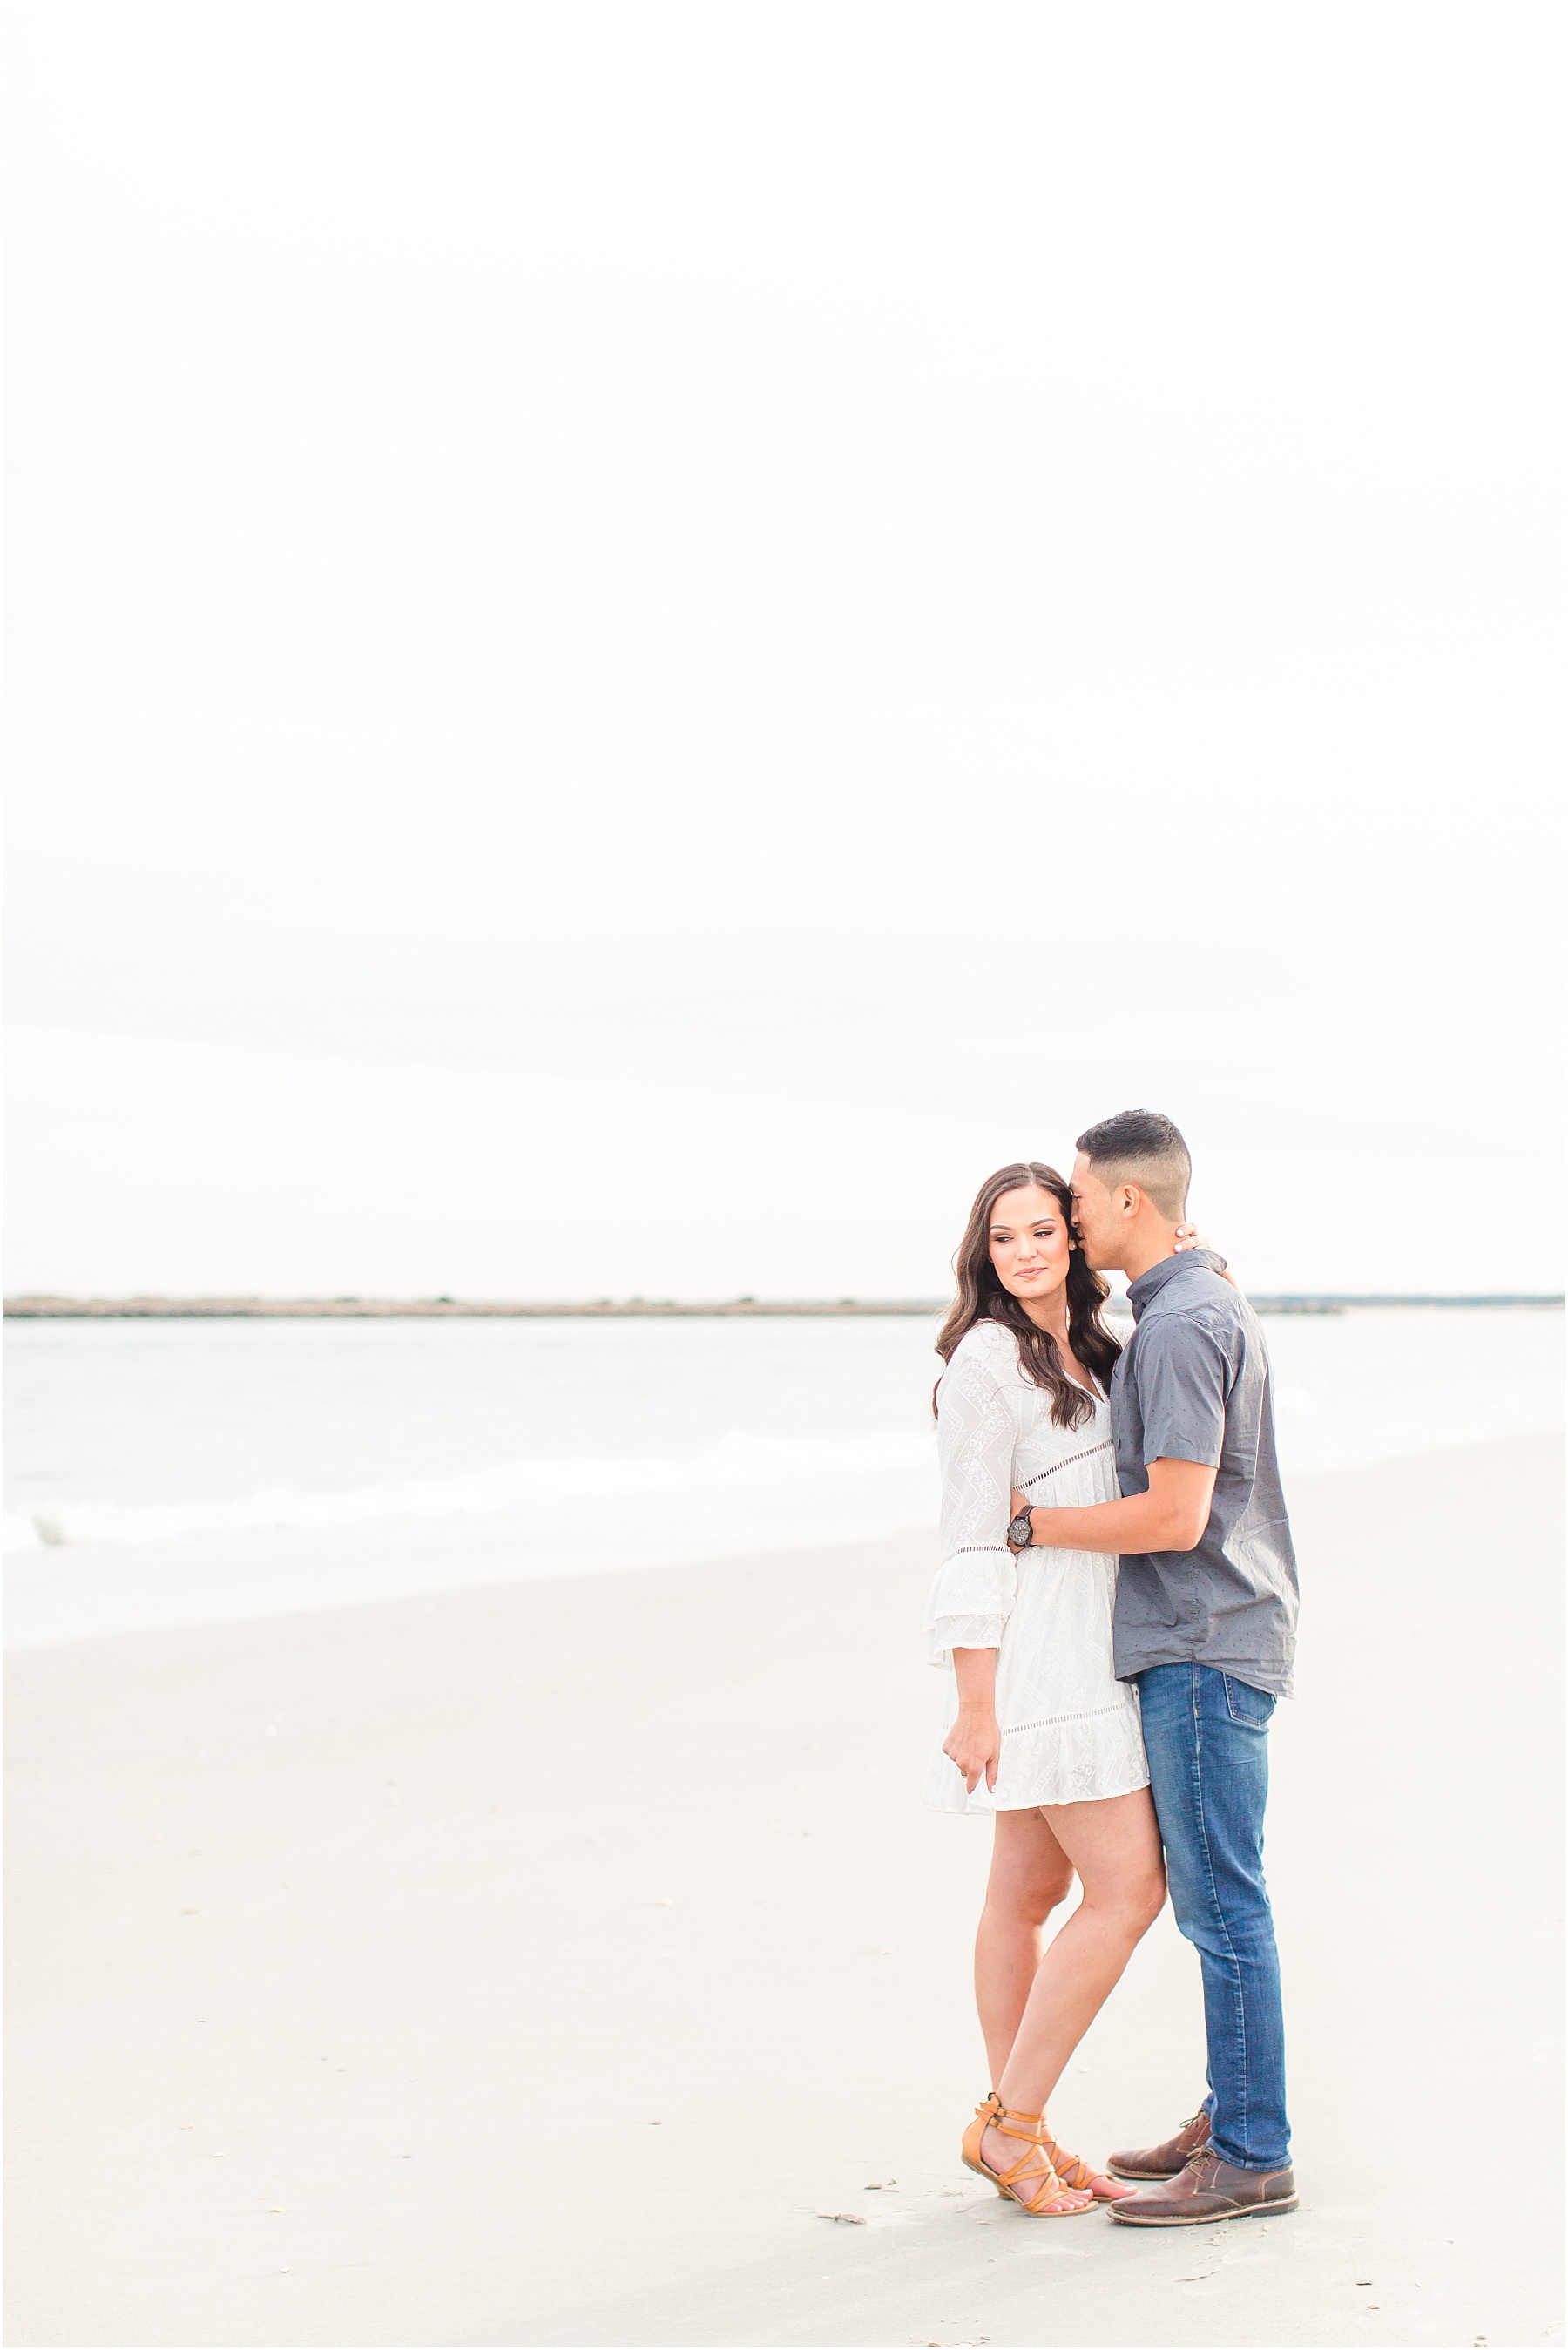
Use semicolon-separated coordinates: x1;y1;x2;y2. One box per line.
5;1431;1561;2349
8;10;1562;2345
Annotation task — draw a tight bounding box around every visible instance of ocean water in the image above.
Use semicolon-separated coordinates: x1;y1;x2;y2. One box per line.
4;1308;1561;1647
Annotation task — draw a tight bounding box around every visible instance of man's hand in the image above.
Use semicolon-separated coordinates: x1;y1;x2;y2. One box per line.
943;1702;1002;1793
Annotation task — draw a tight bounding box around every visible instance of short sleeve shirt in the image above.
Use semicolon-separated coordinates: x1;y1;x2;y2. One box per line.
1110;1250;1299;1696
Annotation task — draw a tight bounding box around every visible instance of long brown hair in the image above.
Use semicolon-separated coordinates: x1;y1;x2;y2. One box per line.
935;1161;1122;1429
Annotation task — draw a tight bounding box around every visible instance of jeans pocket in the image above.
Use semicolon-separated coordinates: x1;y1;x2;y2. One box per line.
1222;1672;1276;1727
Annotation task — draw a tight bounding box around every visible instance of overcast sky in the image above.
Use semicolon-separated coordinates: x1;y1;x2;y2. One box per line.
6;2;1563;1297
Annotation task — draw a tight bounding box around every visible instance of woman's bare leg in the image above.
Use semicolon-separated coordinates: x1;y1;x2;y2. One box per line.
976;1808;1077;2091
980;1787;1166;2204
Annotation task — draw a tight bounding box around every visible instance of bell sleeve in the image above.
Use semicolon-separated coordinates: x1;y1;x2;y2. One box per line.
923;1345;1019;1668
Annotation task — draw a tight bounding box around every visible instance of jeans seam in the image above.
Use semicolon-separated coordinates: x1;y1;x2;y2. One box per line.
1190;1664;1250;2162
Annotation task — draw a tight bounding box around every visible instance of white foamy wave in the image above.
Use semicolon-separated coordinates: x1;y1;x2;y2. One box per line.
2;1427;936;1554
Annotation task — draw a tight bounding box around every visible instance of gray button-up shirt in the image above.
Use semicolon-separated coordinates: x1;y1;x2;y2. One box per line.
1110;1249;1299;1696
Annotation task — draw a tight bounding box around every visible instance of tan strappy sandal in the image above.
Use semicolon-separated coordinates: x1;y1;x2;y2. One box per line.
961;2093;1096;2218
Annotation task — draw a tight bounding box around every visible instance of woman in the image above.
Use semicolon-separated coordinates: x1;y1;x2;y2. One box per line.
923;1161;1171;2218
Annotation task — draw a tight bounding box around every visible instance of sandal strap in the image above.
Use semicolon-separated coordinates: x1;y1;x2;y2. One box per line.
976;2095;1049;2151
990;2103;1045;2142
1015;2154;1074;2213
1040;2134;1098;2191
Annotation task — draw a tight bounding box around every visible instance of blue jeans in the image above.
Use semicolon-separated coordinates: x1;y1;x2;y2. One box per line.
1135;1662;1290;2171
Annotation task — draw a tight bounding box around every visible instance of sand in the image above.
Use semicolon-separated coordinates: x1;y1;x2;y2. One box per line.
5;1434;1562;2349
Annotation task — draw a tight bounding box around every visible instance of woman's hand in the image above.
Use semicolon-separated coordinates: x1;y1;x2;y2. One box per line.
943;1702;1002;1794
1174;1226;1239;1286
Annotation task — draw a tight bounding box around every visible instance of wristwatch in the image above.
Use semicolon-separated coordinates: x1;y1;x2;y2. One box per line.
1007;1507;1033;1550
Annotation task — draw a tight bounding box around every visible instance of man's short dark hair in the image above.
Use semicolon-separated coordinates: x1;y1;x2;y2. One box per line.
1075;1109;1192;1220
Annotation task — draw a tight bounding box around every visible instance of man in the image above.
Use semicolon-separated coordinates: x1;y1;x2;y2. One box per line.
1008;1108;1299;2225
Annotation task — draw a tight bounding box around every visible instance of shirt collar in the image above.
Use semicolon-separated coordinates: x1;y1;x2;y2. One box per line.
1126;1248;1226;1318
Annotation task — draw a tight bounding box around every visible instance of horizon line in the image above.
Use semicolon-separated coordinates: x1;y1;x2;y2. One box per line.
4;1292;1563;1320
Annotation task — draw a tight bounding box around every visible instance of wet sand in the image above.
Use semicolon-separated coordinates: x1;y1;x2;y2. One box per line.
5;1434;1562;2347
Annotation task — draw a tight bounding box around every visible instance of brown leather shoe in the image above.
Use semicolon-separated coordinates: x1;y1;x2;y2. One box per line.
1105;2108;1212;2180
1108;2147;1297;2225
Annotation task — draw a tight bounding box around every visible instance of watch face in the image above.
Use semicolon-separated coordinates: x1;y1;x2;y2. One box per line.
1010;1513;1031;1546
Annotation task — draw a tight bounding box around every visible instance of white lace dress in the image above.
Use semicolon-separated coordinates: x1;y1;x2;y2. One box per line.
923;1319;1149;1813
